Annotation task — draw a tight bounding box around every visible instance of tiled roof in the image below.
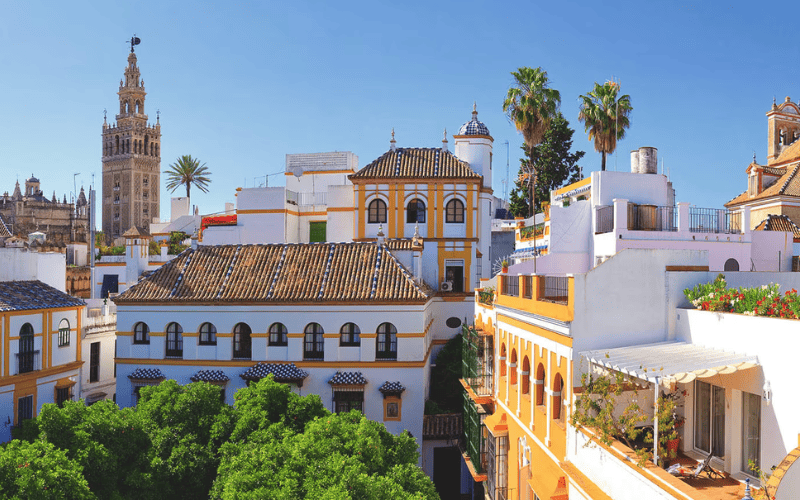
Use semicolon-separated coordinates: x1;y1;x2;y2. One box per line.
114;243;430;304
775;139;800;164
190;370;230;383
122;226;151;238
128;368;166;381
754;214;800;239
386;239;414;251
0;215;10;237
350;148;480;180
328;371;367;386
762;166;787;176
0;281;85;312
239;363;309;383
726;165;800;207
378;381;406;395
422;413;462;440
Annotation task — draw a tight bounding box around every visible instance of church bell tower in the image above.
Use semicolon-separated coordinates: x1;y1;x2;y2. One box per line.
102;37;161;241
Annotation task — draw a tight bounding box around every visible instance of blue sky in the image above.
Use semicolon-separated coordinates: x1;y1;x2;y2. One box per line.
1;1;799;224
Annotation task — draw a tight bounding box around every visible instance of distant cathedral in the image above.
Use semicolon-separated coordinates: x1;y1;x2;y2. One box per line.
102;43;161;241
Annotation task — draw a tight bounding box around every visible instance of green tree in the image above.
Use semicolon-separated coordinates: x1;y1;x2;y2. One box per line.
578;80;632;171
428;333;463;413
0;439;94;499
503;67;561;217
164;155;211;199
508;113;585;217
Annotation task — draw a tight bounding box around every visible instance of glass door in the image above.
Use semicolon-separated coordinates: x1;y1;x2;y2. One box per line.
741;392;761;473
694;381;725;457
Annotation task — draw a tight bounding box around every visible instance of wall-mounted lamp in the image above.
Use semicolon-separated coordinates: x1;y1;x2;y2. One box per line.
763;380;772;406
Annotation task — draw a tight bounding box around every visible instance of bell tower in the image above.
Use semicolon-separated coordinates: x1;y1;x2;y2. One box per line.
102;37;161;242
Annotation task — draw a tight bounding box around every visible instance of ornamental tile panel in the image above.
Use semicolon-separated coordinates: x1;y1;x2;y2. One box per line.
190;370;230;383
128;368;166;380
239;362;309;382
328;371;367;386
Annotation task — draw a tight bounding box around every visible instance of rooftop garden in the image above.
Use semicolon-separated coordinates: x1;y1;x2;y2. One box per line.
684;273;800;319
520;223;544;240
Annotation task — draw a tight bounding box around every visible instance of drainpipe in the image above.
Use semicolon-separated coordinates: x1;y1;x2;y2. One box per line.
653;377;660;466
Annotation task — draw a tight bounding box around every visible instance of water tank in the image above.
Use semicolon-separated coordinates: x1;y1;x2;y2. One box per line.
638;147;658;174
630;150;640;173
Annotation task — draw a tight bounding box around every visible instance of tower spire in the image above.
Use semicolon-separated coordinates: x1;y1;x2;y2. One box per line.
390;128;396;151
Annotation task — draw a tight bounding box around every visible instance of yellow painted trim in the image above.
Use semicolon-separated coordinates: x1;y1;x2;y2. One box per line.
466;184;474;239
495;276;574;322
388;184;396;239
287;333;304;339
396;332;425;338
438;247;472;292
322;333;339;339
436;185;444;239
116;358;429;368
359;333;377;339
427;184;435;238
496;313;573;348
397;184;405;238
358;186;366;239
327;207;354;212
95;262;125;267
552;177;591;197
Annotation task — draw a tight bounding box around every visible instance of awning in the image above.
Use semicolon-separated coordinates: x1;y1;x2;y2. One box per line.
580;341;759;387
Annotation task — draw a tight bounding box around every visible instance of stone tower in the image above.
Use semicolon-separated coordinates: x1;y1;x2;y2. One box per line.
102;47;161;241
766;96;800;165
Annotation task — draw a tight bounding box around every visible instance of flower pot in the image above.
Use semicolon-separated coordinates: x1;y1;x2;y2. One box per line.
502;267;508;274
666;438;680;458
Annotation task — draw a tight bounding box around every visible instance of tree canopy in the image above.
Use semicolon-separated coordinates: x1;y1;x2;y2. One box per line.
509;113;584;217
5;377;439;499
578;80;632;171
164;155;211;199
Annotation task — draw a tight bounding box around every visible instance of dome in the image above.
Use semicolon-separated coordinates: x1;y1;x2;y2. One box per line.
458;103;490;136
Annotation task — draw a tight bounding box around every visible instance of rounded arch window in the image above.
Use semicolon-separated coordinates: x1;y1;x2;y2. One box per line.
233;323;252;359
304;323;324;359
340;323;361;347
133;322;150;345
509;349;518;385
553;373;564;421
724;258;739;272
521;356;531;395
166;322;183;358
376;322;397;360
535;363;546;406
199;323;217;346
269;322;288;346
406;198;426;223
445;198;465;223
58;319;70;347
368;199;387;224
500;343;507;377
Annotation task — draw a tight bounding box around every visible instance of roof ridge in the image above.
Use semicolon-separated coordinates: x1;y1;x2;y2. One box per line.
779;164;800;193
369;244;383;299
381;244;429;298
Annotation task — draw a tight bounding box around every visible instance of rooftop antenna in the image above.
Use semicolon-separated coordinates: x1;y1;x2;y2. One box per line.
129;34;141;53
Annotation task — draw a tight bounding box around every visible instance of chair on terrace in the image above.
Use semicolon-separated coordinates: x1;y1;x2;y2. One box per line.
668;452;724;480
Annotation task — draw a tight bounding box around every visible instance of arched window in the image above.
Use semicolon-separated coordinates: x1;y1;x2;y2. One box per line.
724;258;739;272
340;323;361;347
376;322;397;359
535;363;546;406
144;136;149;155
58;318;70;347
368;199;387;224
553;374;563;421
521;356;530;395
133;322;150;345
500;343;507;377
18;323;35;374
166;323;183;358
233;323;252;359
304;323;324;359
269;322;288;346
509;349;518;385
406;198;426;223
445;198;465;223
199;322;217;346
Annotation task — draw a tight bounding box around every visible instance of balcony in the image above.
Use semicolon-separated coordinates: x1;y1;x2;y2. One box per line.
496;275;573;322
286;190;326;206
16;350;40;374
595;201;745;237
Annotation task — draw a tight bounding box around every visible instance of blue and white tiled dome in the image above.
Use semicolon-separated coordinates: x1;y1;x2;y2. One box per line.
458;103;490;136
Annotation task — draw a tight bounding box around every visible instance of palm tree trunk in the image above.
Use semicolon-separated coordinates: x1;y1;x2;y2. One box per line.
601;152;607;171
531;144;537;274
186;183;190;199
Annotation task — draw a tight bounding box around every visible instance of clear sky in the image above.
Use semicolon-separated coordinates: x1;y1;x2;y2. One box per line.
1;1;799;225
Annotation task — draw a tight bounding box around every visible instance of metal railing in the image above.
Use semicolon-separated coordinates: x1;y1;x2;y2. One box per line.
540;276;568;304
16;350;39;374
501;276;519;297
286;190;327;206
522;275;533;299
689;207;741;234
595;205;613;234
628;204;677;231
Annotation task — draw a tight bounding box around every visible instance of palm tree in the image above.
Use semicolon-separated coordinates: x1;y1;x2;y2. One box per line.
164;155;211;199
503;67;561;218
578;81;632;171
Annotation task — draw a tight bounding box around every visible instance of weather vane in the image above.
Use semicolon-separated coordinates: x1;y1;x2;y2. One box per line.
103;108;107;120
129;34;141;53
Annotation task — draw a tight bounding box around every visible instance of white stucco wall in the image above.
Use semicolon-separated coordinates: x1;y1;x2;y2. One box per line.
0;248;66;292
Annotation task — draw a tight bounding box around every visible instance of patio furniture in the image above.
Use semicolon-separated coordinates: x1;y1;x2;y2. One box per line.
668;453;724;480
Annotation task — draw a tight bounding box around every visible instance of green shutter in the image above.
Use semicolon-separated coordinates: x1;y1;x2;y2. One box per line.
309;222;326;243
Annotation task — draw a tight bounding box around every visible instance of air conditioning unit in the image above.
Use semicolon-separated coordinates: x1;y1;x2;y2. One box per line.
440;281;453;292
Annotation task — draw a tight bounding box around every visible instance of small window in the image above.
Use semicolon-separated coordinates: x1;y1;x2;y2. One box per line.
304;323;324;360
376;322;397;360
406;198;426;223
509;349;518;385
233;323;252;359
58;319;70;347
340;323;361;347
521;356;530;395
368;199;387;224
535;364;546;406
500;344;507;377
133;322;150;345
724;258;740;272
166;323;183;358
18;323;35;374
56;386;73;407
333;389;364;413
199;323;217;346
17;395;34;424
553;374;563;421
269;322;288;346
445;198;465;223
90;342;100;383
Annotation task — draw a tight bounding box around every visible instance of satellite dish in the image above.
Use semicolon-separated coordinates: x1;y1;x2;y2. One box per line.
291;165;304;178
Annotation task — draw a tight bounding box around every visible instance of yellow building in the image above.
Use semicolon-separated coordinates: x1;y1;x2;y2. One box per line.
0;281;85;441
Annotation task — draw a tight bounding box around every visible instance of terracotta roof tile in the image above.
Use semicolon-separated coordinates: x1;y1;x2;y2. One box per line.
0;281;85;312
726;165;800;207
422;413;462;440
754;214;800;239
775;139;800;164
350;148;480;180
114;242;430;304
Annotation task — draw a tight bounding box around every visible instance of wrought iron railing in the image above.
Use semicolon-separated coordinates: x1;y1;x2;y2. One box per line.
16;350;39;374
501;276;519;297
689;207;741;234
595;205;613;234
627;204;677;231
540;276;568;304
521;276;533;299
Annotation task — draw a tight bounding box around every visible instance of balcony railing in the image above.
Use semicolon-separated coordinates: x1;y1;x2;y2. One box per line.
628;204;677;232
540;276;568;304
521;275;533;299
689;207;741;234
595;205;613;234
501;276;519;297
286;190;327;206
16;350;40;374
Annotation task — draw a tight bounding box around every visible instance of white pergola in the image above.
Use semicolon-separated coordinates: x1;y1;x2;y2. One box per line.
579;341;759;464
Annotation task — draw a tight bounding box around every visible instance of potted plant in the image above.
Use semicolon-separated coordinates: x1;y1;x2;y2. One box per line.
501;260;509;274
647;390;686;466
